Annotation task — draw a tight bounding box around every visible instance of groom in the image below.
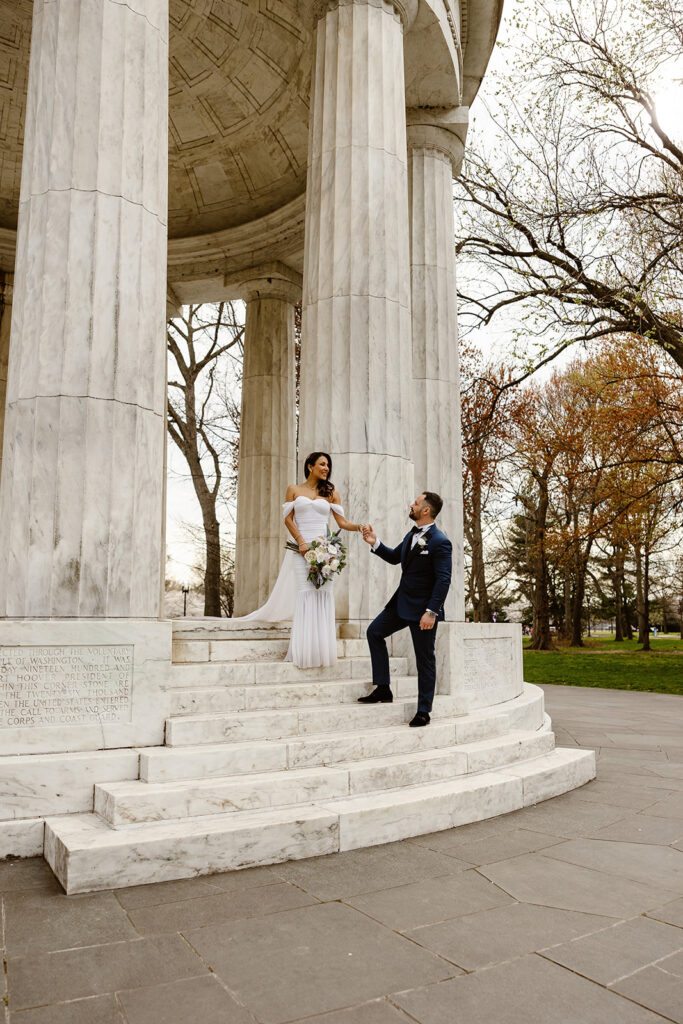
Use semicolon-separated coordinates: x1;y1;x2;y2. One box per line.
359;492;452;727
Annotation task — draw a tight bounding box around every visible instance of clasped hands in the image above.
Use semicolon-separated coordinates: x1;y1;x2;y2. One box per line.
360;523;376;546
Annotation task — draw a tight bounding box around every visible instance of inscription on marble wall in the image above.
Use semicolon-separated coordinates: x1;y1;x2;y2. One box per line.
0;645;133;729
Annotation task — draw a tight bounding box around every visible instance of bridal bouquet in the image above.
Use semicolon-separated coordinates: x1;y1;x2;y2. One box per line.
287;528;347;589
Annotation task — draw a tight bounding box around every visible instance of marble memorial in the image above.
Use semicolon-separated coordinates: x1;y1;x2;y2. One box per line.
0;0;594;891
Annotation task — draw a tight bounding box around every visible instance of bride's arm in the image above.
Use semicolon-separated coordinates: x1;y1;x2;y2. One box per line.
284;485;310;555
330;490;365;534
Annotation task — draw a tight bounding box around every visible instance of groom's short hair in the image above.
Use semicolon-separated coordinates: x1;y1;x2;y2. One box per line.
422;491;443;518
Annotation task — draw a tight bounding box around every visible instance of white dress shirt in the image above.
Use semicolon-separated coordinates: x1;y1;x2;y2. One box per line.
371;522;433;552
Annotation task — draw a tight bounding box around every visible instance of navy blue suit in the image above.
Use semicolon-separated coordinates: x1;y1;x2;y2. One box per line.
368;523;452;713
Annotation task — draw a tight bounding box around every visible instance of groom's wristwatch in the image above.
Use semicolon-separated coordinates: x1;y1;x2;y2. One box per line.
426;609;437;618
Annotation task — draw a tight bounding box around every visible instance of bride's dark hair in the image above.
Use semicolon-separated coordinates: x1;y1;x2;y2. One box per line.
304;451;334;499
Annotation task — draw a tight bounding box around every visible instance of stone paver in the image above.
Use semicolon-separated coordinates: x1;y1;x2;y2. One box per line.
1;683;682;1023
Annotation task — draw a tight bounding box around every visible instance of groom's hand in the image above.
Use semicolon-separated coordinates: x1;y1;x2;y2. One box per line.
362;524;377;546
419;612;436;630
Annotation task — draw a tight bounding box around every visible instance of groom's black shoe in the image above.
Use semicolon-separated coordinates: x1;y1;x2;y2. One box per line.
409;711;430;727
357;685;393;704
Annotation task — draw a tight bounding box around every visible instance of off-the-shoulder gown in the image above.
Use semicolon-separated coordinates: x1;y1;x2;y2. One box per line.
235;495;341;668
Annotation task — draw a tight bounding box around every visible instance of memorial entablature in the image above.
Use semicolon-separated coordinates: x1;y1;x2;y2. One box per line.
0;0;497;290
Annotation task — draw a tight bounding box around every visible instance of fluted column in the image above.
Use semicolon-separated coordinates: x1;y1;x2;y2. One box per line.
234;278;299;616
0;271;12;489
0;0;169;618
300;0;418;626
407;113;467;618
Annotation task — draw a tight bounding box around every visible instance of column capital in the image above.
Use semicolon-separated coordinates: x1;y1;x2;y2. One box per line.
312;0;418;30
225;262;302;305
406;107;470;176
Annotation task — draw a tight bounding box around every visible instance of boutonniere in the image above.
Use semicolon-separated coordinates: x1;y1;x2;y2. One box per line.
417;536;427;548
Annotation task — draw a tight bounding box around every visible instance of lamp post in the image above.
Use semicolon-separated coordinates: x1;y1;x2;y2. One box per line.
182;585;189;617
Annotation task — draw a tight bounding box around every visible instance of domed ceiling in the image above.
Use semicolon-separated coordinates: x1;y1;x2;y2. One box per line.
168;0;311;238
0;0;311;239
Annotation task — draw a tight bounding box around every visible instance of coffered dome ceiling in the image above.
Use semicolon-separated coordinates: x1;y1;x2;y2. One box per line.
0;0;311;239
168;0;310;238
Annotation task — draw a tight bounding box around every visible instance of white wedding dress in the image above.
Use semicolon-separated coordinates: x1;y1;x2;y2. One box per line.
236;496;342;668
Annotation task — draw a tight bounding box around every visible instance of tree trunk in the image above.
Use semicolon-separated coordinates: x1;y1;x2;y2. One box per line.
182;437;223;618
643;545;651;650
470;475;492;622
635;544;650;650
571;568;586;646
201;510;222;618
558;566;572;640
570;534;592;648
528;467;555;651
613;544;625;641
622;565;634;639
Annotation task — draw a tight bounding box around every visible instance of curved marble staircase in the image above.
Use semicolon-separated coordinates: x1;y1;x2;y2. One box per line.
44;628;595;894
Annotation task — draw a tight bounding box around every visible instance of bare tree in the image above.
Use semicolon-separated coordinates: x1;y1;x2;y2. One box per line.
456;0;683;373
167;303;243;616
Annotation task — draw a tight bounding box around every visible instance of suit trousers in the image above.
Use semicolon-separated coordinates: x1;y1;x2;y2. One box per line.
366;605;438;714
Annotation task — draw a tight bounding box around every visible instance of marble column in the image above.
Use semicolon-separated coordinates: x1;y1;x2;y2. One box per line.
0;0;169;618
300;0;418;627
407;114;466;619
0;271;12;489
233;278;299;616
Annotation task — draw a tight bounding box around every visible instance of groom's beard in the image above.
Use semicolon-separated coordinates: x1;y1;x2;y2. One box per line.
408;510;417;522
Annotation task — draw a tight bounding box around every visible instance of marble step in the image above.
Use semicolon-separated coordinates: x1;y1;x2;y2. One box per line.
169;675;419;715
95;729;556;827
172;638;370;664
168;656;408;685
0;749;139;820
145;687;545;782
164;684;545;749
165;697;424;746
45;748;596;893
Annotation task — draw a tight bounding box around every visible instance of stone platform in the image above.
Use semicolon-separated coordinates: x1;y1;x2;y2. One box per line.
2;685;681;1024
21;626;595;894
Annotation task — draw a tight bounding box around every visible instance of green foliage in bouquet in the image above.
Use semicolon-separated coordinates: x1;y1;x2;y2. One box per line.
286;527;347;589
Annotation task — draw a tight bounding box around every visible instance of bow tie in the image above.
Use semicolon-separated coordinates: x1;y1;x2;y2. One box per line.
410;525;421;535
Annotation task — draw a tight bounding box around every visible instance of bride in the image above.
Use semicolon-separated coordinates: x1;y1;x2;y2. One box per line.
235;451;365;668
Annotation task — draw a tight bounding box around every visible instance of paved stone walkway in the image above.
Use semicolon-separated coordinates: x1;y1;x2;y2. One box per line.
2;684;683;1024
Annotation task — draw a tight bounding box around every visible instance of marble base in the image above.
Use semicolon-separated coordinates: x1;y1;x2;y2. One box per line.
0;817;44;858
435;622;524;706
5;630;596;889
45;805;340;894
95;729;556;827
45;748;595;893
0;620;173;754
0;749;139;819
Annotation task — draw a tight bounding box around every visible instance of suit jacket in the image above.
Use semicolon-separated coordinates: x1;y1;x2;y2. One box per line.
372;524;452;622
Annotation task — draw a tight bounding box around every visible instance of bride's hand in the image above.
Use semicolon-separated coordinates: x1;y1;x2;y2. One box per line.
298;540;310;556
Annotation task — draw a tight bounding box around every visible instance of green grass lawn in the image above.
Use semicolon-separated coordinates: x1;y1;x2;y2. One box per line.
523;634;683;696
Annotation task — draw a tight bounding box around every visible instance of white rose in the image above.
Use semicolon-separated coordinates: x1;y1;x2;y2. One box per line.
322;565;332;577
328;545;338;556
330;558;339;570
417;536;427;548
317;552;327;564
305;550;316;564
